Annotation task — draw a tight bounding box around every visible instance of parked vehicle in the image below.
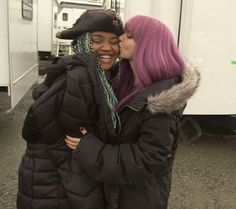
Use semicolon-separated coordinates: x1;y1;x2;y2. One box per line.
0;0;38;111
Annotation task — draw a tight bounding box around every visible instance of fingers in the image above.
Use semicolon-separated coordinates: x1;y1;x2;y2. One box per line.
66;135;80;143
64;128;87;150
65;135;81;150
66;143;77;150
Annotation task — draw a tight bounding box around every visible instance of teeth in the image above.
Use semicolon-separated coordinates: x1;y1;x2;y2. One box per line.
99;55;112;59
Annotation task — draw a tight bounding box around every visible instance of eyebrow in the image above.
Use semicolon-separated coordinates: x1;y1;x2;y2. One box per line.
92;34;118;39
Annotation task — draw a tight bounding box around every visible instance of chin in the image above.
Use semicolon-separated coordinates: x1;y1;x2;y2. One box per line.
119;54;126;59
102;66;112;71
101;64;113;71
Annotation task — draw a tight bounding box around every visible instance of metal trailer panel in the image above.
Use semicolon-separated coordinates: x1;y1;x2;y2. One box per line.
52;0;60;57
0;0;10;87
38;0;53;52
179;0;236;114
123;0;182;44
7;0;38;109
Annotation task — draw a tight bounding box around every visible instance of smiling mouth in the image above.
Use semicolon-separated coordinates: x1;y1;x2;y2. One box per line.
98;54;114;63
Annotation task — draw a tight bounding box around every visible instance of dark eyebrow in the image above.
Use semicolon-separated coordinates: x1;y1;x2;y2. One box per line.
92;34;103;38
92;34;118;39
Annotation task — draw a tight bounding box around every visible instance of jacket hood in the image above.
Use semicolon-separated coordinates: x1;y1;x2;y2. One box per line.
125;67;200;114
147;67;200;114
32;54;97;100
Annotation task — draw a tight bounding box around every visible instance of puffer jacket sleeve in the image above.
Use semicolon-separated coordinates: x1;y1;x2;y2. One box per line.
74;113;178;185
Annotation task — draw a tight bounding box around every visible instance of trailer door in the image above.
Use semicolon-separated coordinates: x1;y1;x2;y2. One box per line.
179;0;236;114
8;0;38;109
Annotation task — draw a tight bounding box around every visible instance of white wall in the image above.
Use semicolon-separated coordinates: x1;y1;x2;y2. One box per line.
38;0;53;52
124;0;152;20
0;0;10;86
150;0;181;42
123;0;181;42
179;0;236;114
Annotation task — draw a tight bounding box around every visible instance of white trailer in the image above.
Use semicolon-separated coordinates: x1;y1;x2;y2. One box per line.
38;0;60;59
123;0;236;115
0;0;38;112
179;0;236;115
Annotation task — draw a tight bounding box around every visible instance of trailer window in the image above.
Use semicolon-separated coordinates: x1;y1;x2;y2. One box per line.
62;13;68;21
22;0;33;21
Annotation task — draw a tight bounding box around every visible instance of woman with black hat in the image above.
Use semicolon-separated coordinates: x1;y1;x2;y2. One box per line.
17;9;123;209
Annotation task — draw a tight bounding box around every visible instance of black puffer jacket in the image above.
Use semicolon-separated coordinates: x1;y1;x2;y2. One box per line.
17;53;118;209
69;68;200;209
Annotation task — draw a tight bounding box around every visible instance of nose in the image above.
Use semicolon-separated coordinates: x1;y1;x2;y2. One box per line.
101;41;112;50
119;34;125;42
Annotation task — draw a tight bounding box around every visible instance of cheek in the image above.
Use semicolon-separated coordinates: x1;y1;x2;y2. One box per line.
130;43;136;55
113;46;120;57
124;42;132;50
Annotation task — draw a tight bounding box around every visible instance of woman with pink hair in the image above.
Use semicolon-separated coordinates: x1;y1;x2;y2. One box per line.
65;15;200;209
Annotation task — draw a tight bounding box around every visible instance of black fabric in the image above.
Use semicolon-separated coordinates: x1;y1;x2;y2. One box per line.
72;77;183;209
17;144;70;209
18;53;118;209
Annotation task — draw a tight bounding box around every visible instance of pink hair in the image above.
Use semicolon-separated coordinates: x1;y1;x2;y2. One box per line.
116;15;185;110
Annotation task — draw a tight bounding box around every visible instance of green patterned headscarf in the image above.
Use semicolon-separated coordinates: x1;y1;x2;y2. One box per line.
72;33;119;130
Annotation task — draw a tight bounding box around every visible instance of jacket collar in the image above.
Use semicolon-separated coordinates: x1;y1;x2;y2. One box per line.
124;67;200;114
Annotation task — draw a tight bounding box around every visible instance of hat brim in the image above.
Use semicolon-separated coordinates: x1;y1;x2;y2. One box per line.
57;12;123;40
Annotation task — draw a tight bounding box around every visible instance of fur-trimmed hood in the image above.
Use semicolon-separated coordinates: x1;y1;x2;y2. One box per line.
125;67;200;114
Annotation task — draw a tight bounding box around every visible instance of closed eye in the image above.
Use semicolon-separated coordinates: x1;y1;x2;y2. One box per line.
126;33;133;38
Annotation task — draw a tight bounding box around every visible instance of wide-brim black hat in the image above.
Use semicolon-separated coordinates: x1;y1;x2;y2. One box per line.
56;9;124;39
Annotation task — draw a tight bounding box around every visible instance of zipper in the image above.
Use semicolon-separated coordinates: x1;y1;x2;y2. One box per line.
118;104;140;113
